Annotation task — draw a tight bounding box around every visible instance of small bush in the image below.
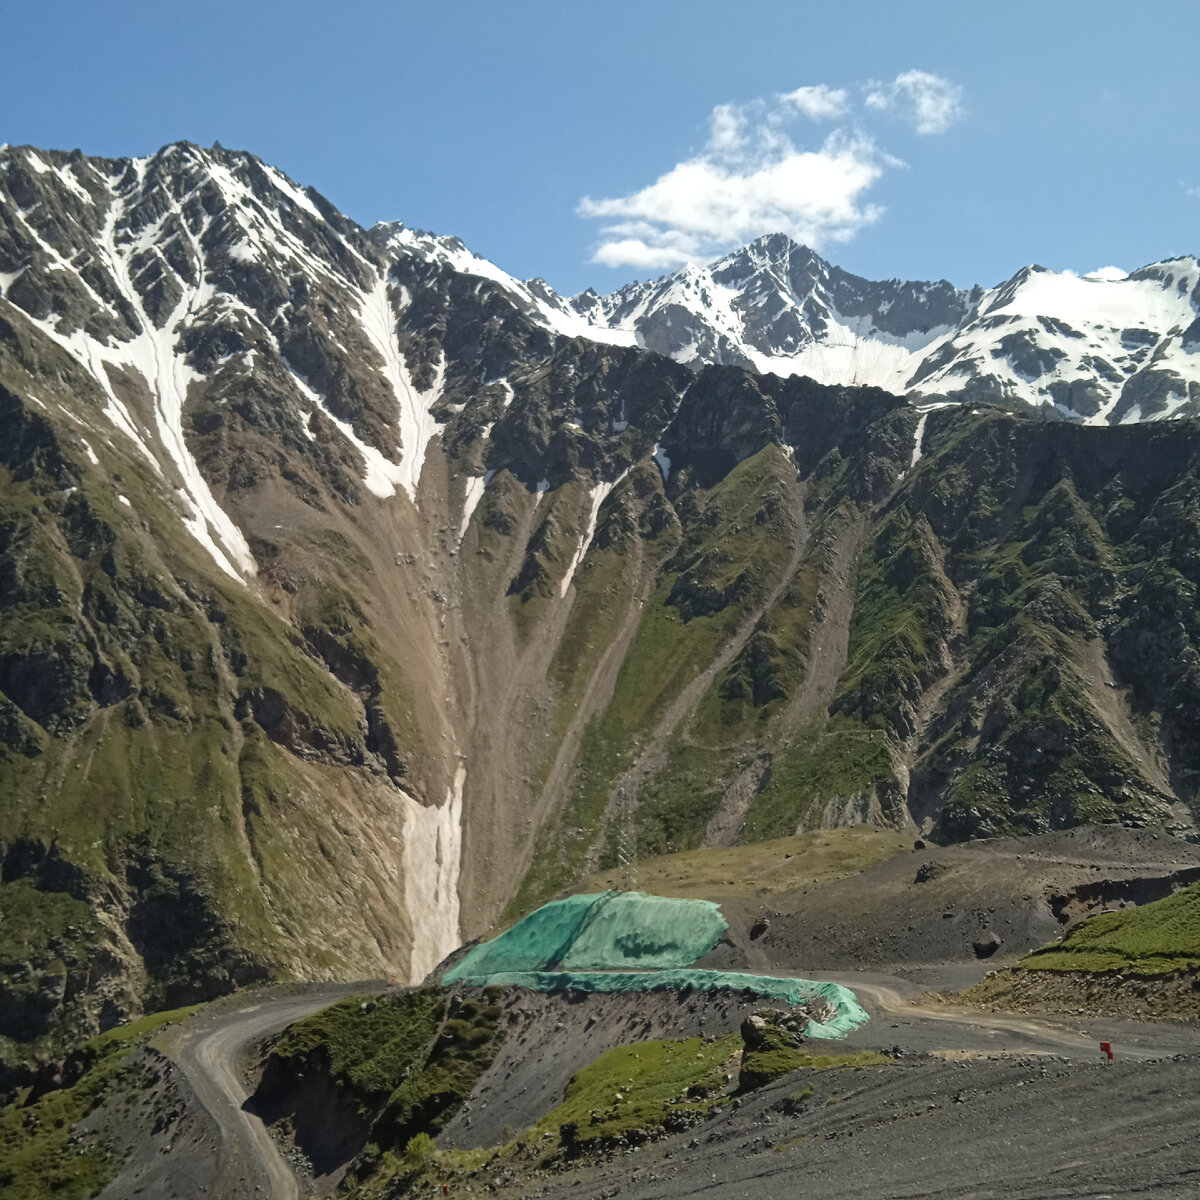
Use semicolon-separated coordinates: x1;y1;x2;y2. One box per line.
404;1131;435;1167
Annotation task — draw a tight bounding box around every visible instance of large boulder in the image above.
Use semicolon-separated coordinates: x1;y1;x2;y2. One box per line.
973;930;1003;959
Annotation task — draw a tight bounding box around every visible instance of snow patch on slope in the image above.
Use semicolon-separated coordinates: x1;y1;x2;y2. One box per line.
987;266;1193;330
10;174;255;581
383;225;636;348
401;765;464;984
360;274;446;501
910;413;930;468
459;470;494;540
287;366;411;499
94;199;256;581
910;260;1200;423
559;470;629;598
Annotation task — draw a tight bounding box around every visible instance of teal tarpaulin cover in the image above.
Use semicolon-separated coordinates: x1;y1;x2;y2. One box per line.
442;891;868;1039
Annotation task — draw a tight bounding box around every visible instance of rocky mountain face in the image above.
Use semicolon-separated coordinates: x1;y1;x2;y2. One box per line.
2;141;1199;1058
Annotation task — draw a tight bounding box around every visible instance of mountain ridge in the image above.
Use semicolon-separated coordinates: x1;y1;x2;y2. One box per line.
366;213;1200;425
6;140;1199;428
3;140;1200;1059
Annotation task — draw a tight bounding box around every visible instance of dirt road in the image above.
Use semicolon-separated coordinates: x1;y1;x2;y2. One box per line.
823;970;1200;1061
170;986;367;1200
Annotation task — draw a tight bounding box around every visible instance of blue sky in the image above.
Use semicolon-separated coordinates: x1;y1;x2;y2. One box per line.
5;0;1198;295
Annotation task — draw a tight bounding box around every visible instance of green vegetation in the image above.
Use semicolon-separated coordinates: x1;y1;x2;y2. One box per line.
525;466;673;805
0;373;445;1049
836;504;951;732
13;306;1200;1076
0;879;98;966
512;446;801;914
0;1006;200;1200
627;740;735;858
742;724;895;841
613;446;798;737
505;478;601;621
403;1130;436;1167
0;878;108;1060
371;994;506;1150
936;640;1154;840
346;1033;742;1198
1019;883;1200;975
263;971;870;1200
738;1024;888;1092
293;574;422;771
269;988;446;1119
266;986;507;1175
688;524;834;746
630;499;872;856
530;1034;738;1150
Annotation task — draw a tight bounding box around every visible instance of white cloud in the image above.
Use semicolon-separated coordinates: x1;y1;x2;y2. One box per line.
580;105;890;270
864;70;964;135
579;71;962;271
781;84;849;121
707;103;747;155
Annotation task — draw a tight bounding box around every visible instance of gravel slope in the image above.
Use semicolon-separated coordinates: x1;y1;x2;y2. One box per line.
517;1052;1200;1200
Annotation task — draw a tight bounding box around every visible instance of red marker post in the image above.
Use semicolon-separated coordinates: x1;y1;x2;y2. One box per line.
1100;1040;1114;1064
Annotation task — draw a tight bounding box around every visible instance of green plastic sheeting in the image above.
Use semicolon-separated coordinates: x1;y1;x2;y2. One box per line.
561;891;728;970
443;969;869;1040
442;892;728;982
442;891;870;1040
442;893;599;981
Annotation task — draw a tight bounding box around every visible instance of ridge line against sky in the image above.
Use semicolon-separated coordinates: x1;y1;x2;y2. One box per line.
3;0;1198;295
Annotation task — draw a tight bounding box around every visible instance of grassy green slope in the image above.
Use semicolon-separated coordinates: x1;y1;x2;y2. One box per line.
0;1006;200;1200
515;398;1200;915
511;444;802;912
1020;883;1200;975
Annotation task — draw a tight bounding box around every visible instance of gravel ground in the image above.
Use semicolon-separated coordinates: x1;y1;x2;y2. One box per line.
702;827;1200;979
476;1051;1200;1200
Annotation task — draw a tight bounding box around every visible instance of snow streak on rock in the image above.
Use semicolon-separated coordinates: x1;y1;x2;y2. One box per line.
2;152;256;580
462;234;1200;427
99;197;256;581
559;470;629;598
910;413;930;469
401;765;464;984
458;470;494;541
359;274;446;502
287;366;411;500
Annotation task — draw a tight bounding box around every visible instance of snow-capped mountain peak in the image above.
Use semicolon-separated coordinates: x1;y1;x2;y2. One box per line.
477;234;1200;425
308;207;1200;425
541;235;973;391
911;256;1200;422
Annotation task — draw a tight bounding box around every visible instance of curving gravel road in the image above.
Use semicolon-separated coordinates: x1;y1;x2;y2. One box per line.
170;986;370;1200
